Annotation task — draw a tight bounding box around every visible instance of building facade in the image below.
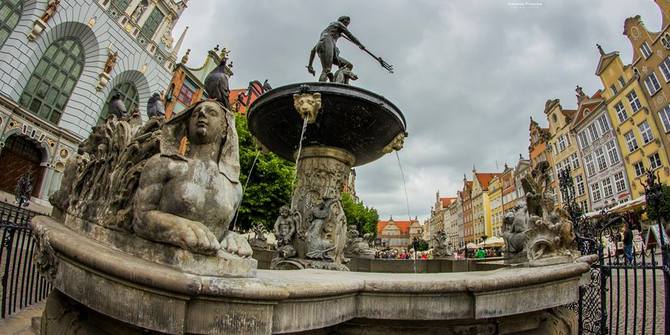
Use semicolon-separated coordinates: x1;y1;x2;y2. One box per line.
544;98;590;211
461;178;474;244
501;164;517;213
529;117;557;195
377;217;419;249
514;155;531;207
488;174;503;237
471;171;498;242
0;0;187;207
572;89;632;211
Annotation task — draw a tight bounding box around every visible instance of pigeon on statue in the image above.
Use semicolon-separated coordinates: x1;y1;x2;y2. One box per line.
108;94;127;119
204;59;231;109
146;92;165;118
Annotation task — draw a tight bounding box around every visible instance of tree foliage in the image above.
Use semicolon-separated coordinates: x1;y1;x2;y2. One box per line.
413;238;429;251
647;184;670;223
340;192;379;238
234;114;295;232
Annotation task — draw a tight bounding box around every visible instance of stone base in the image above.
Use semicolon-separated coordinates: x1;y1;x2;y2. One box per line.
529;254;575;267
504;252;529;265
271;257;350;271
43;214;257;277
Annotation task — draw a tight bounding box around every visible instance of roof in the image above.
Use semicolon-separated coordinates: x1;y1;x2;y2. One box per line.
572;91;605;128
475;173;501;190
377;219;417;235
595;48;620;76
440;197;457;208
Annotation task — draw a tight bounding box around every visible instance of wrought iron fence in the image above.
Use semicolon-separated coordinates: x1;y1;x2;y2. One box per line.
0;202;51;318
569;168;670;335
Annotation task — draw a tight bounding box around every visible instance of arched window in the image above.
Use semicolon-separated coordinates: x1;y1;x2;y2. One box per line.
19;38;84;125
0;0;23;47
99;81;139;123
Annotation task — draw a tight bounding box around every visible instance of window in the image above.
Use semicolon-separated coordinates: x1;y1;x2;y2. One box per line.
578;131;590;149
602;178;613;198
614;102;628;123
605;140;619;165
597;114;610;133
571;152;580;169
585;154;596;177
624;131;639;152
581;201;589;212
660;105;670;133
591;183;602;202
99;82;139;123
614;172;626;193
140;8;165;39
644;72;662;95
640;41;653;59
588;123;599;142
634;161;645;177
0;0;22;48
177;78;197;106
663;34;670;49
649;152;662;170
595;147;607;171
19;38;85;125
660;57;670;82
610;84;618;95
638;121;654;144
110;0;131;11
575;175;585;196
558;135;567;152
618;76;626;87
627;90;642;113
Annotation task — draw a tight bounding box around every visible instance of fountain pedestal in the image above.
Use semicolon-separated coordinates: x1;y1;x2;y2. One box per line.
248;83;407;270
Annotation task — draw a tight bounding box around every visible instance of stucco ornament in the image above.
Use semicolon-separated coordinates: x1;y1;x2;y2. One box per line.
382;131;407;154
522;161;577;265
293;93;321;124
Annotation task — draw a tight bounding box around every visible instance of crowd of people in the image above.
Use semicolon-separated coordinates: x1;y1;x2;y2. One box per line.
375;249;432;260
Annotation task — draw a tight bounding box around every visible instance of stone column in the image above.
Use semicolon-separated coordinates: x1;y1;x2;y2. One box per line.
289;146;354;268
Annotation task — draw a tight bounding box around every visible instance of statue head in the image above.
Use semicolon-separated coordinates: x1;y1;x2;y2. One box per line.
187;100;227;145
160;99;240;183
338;16;351;26
279;205;290;217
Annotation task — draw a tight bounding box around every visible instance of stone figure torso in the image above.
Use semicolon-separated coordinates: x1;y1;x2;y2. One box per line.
158;157;239;239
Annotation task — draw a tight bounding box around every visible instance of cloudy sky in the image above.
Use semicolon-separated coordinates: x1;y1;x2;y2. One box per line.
174;0;659;222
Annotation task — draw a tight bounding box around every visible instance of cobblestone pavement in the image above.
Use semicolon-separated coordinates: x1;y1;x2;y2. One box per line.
605;259;666;335
0;301;43;335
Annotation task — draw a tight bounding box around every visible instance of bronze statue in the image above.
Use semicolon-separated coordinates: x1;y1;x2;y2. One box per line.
103;51;118;75
40;0;60;23
307;16;393;82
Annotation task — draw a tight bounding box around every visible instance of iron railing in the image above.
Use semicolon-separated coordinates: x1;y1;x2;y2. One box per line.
0;202;51;318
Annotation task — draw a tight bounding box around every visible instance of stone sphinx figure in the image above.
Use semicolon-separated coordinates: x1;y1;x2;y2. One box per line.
133;100;250;257
49;99;254;276
344;224;374;258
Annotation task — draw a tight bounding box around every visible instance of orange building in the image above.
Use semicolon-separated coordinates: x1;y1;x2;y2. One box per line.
461;178;474;244
377;217;419;249
528;117;557;194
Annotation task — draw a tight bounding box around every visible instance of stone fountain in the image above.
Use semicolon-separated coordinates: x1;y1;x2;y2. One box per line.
248;82;406;271
27;17;591;335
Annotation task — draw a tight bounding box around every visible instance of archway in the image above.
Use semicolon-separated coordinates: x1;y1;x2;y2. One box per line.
0;135;45;198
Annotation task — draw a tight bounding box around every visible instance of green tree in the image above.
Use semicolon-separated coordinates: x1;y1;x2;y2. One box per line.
341;192;380;237
412;238;429;251
234;114;295;232
647;184;670;223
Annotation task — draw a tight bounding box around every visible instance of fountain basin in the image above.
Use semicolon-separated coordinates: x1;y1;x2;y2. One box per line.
34;216;589;334
247;82;406;166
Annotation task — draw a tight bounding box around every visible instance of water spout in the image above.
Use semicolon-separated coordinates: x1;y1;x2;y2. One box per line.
395;151;416;273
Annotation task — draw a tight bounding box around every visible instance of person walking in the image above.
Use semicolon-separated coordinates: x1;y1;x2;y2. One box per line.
623;223;634;264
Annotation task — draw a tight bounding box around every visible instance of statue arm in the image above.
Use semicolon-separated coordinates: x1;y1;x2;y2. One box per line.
133;156;220;254
338;23;362;47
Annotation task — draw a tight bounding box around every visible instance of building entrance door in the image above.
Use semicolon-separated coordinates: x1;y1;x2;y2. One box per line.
0;135;44;198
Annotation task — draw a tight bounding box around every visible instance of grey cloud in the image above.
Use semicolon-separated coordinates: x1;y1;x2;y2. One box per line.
174;0;659;221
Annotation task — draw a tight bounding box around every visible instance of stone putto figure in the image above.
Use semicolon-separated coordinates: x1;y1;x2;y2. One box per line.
274;206;299;258
103;51;118;75
305;198;338;260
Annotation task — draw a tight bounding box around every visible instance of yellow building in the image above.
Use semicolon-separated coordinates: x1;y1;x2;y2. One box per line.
488;175;503;237
596;44;670;200
544;99;590;211
471;171;499;242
